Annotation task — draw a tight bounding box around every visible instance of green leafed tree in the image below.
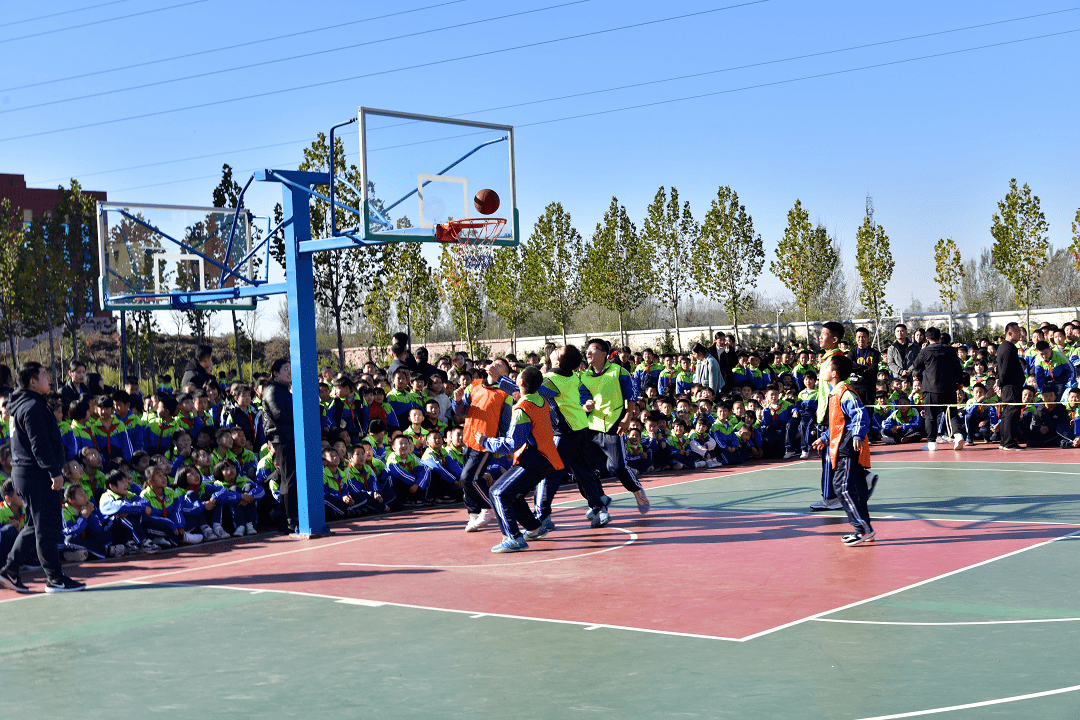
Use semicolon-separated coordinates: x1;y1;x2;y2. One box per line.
580;197;653;347
436;245;485;358
485;244;532;354
769;199;839;346
363;277;393;349
990;179;1050;332
932;237;963;319
854;216;894;342
523;202;585;344
692;186;763;343
392;242;440;343
0;199;34;365
642;186;697;351
40;181;99;361
1068;207;1080;271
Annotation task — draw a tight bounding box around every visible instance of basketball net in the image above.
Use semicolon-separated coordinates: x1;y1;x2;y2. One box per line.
435;217;505;273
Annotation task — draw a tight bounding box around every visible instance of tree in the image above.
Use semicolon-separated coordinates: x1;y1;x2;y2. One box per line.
991;179;1050;332
854;216;894;343
523;202;585;344
1069;207;1080;271
391;242;439;343
770;199;839;346
436;245;485;358
211;163;250;377
0;200;35;365
643;187;697;351
363;278;393;349
40;181;99;361
692;186;763;342
933;238;963;321
485;244;532;354
581;197;652;347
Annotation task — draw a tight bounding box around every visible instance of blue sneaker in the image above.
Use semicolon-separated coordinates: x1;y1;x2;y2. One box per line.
540;516;556;532
524;524;550;540
491;535;529;553
590;510;611;529
585;495;612;520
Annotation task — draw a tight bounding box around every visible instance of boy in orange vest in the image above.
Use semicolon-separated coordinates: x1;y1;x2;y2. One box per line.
453;359;514;533
812;354;875;546
475;366;565;553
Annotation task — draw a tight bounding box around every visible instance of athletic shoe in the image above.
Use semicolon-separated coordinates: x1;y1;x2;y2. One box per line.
540;516;556;533
433;496;458;504
590;510;611;529
200;525;215;539
1000;444;1023;451
0;570;29;594
491;535;529;553
465;509;493;532
799;451;809;459
524;525;550;540
182;532;203;545
783;451;798;459
125;540;142;555
61;548;89;563
705;458;722;468
232;524;246;537
152;537;174;548
866;472;879;499
585;495;612;520
212;524;229;539
106;544;126;558
645;466;655;472
842;531;876;546
926;441;937;451
953;434;966;451
809;498;843;511
245;523;258;536
44;576;86;593
693;460;707;469
140;540;161;555
634;489;650;514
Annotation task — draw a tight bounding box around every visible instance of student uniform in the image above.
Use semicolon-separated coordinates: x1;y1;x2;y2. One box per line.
580;361;643;513
821;383;873;537
451;379;513;514
536;369;594;524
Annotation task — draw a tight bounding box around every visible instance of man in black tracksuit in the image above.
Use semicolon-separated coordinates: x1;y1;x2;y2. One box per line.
996;323;1026;450
912;327;965;450
262;359;297;532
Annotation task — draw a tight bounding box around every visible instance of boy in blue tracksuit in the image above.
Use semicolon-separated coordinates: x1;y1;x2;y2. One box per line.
140;465;207;546
642;413;670;470
624;426;652;473
97;470;162;555
62;484;124;559
795;373;819;458
882;395;924;444
963;383;999;444
385;434;436;505
760;384;799;459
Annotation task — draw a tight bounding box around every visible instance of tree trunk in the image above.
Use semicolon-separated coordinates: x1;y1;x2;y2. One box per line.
511;326;517;356
673;301;682;352
147;325;158;391
803;305;811;349
463;302;472;359
47;304;57;380
334;308;345;370
618;312;625;348
560;321;568;346
7;333;18;369
733;306;740;345
232;310;242;379
70;317;79;361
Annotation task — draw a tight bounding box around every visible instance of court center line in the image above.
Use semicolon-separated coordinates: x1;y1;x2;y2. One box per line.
815;617;1080;626
849;682;1080;719
873;464;1080;476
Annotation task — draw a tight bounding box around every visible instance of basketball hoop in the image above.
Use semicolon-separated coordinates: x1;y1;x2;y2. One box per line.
436;217;505;272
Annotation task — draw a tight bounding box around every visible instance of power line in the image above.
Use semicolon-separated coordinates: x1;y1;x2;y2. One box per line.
0;1;769;142
0;0;466;93
26;4;1079;183
0;0;136;28
106;26;1080;194
0;0;208;44
1;0;591;114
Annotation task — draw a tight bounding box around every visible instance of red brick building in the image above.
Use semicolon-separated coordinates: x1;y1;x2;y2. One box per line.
0;172;108;222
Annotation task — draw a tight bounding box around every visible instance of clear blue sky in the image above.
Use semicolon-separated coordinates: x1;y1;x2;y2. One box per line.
2;0;1078;332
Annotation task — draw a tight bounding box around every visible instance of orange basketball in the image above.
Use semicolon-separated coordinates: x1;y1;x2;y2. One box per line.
473;188;500;215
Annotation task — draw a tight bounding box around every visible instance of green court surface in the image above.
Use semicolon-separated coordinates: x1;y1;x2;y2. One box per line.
4;458;1080;719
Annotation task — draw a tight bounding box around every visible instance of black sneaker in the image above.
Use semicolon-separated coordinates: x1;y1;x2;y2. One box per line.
0;570;30;594
44;576;86;593
842;531;876;547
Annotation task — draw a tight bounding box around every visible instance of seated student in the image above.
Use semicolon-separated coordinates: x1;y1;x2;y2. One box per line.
386;369;424;429
144;394;179;456
323;376;359;437
110;390;143;454
343;443;389;513
1018;385;1039;446
385;434;434;506
77;447;108;500
419;430;465;502
1034;340;1076;402
1063;388;1080;448
167;429;194;474
174;465;229;539
227;428;258;480
667;419;694;470
223;384;264;449
62;458;96;507
642;412;670;471
157;374;175;394
62;483;126;559
1027;387;1071;448
422;399;449;436
211;460;259;536
658;355;679;397
0;480;24;563
760;384;799;459
733;422;763;462
633;349;664;400
139;465;205;546
364;418;390;461
322;448;366;519
64;400;96;462
964;383;999;444
675;356;695;395
867;391;889;443
211;427;243;473
97;470;162;555
624;425;651;473
402;407;429;455
791;350;814;391
0;444;10;484
694;399;717;429
688;416;723;468
882;395;924;444
709;402;739;458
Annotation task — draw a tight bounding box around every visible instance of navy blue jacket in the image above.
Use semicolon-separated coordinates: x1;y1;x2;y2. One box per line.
8;388;65;480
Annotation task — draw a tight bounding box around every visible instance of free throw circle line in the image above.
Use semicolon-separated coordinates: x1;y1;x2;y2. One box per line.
815;616;1080;626
339;525;638;569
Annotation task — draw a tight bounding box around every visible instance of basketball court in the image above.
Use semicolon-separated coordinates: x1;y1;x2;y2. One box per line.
5;448;1080;719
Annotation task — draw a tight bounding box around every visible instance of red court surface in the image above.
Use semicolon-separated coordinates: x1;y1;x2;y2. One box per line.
37;504;1078;642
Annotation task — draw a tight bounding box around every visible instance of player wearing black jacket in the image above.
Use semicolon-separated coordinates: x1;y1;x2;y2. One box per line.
912;327;965;450
847;327;882;406
262;360;297;532
996;323;1026;450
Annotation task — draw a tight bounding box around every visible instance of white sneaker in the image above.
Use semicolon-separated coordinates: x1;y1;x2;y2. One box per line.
141;540;161;555
245;523;257;536
200;525;215;539
694;460;707;468
212;524;229;539
953;434;965;451
926;441;938;451
799;451;809;459
465;509;493;532
783;451;798;459
152;537;173;548
182;532;203;545
61;548;89;563
810;498;844;511
232;524;246;537
107;544;126;558
705;458;722;468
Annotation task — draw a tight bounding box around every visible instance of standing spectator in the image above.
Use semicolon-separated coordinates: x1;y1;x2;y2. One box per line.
0;365;12;395
262;359;297;532
180;345;214;390
912;327;965;451
59;361;88;408
414;347;437;381
709;332;737;391
847;327;882;406
387;342;412;380
996;322;1026;451
886;324;920;379
0;362;85;593
692;343;723;396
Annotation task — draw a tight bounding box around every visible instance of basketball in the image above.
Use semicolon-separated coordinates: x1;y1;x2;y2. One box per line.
473;188;500;215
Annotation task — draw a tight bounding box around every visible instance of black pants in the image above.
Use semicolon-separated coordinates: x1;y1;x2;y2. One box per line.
832;456;872;535
272;441;298;530
458;446;493;514
999;385;1022;448
1;468;64;583
923;392;955;442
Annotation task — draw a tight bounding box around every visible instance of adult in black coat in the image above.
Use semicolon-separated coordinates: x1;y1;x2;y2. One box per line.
912;327;965;449
847;326;882;406
58;360;88;408
0;363;84;593
262;359;297;532
180;344;214;391
708;332;737;392
996;322;1027;450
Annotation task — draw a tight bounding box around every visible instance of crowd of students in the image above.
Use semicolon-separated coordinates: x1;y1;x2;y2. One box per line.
0;317;1076;564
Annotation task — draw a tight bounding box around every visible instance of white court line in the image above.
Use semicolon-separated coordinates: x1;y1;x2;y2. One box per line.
850;682;1080;719
815;617;1080;627
338;526;637;569
876;464;1080;476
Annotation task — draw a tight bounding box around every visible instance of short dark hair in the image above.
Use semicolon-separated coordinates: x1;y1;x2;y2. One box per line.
196;344;213;361
855;327;870;336
558;345;582;372
518;366;543;395
1035;340;1051;351
925;327;941;342
1005;322;1020;335
822;321;845;341
829;354;854;381
586;338;610;355
104;469;127;489
894;323;907;332
17;361;45;390
270;358;289;377
68;360;86;373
